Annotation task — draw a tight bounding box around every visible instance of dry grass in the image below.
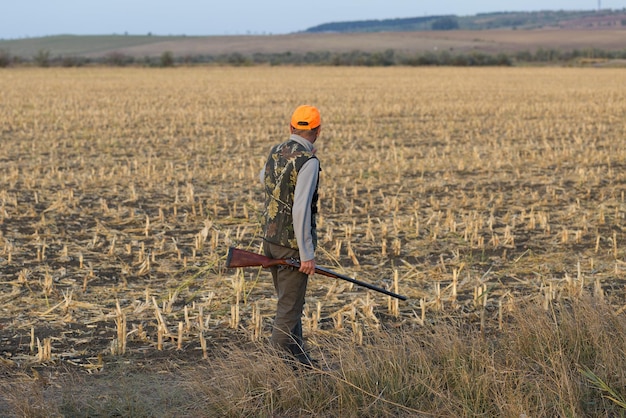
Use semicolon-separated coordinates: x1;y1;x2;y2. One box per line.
0;66;625;416
2;298;625;416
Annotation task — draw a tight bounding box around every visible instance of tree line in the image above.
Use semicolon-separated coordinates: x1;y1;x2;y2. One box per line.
1;47;626;68
304;10;626;32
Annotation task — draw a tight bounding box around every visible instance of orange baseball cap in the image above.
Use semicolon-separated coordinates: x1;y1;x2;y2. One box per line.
291;105;321;130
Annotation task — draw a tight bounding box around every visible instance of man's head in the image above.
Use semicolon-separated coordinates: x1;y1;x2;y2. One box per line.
290;105;321;142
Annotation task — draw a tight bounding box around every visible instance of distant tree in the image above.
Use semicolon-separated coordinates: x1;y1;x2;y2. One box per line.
431;17;459;30
415;52;439;66
306;15;446;33
534;48;561;62
495;53;513;66
0;49;11;67
160;51;175;67
34;49;50;67
141;55;153;67
437;50;452;65
227;52;251;66
515;50;533;62
105;51;133;66
380;49;396;66
450;54;469;66
60;56;85;67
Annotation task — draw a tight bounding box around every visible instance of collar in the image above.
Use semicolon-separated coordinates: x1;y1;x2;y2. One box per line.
289;134;314;152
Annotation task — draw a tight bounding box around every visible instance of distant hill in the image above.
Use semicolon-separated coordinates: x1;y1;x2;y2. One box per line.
1;10;625;64
305;9;626;32
2;29;626;61
306;15;454;33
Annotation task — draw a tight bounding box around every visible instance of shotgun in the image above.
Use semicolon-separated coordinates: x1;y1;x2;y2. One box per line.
226;247;407;301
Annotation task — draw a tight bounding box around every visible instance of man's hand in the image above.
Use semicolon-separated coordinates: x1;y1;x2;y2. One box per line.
299;259;316;275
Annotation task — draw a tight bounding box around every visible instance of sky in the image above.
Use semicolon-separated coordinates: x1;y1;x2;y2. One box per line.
2;0;625;39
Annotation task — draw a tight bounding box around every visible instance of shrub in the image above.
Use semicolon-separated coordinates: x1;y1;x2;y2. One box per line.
34;49;50;67
105;51;133;66
226;52;251;66
0;49;11;67
160;51;174;67
60;56;86;67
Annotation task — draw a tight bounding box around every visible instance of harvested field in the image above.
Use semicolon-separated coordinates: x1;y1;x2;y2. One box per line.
0;66;625;415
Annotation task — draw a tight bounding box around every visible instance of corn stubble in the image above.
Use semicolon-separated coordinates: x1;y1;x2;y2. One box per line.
0;67;625;416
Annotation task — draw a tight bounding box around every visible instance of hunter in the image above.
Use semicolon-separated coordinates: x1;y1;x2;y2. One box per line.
261;104;322;367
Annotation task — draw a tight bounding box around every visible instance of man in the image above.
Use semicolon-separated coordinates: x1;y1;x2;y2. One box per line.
261;104;322;367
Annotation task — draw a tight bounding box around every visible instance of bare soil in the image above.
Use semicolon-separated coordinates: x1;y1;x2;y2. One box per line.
0;68;624;410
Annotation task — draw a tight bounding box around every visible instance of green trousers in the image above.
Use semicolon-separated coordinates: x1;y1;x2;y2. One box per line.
263;240;308;357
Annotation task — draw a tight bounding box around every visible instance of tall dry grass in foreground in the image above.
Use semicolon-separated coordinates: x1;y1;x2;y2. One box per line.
0;66;625;416
1;297;625;417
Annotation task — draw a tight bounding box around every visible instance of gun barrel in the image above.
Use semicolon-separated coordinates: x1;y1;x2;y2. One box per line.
314;266;407;301
225;247;407;301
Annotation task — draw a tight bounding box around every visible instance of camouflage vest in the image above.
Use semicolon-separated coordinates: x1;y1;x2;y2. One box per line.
262;140;319;250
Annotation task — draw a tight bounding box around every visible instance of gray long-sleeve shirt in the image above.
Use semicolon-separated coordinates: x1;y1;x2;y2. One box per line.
260;134;319;262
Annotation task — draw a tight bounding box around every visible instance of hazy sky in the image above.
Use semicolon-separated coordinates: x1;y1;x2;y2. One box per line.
2;0;624;39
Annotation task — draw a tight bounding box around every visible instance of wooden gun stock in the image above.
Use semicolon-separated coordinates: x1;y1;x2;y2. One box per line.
226;247;291;269
226;247;407;301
